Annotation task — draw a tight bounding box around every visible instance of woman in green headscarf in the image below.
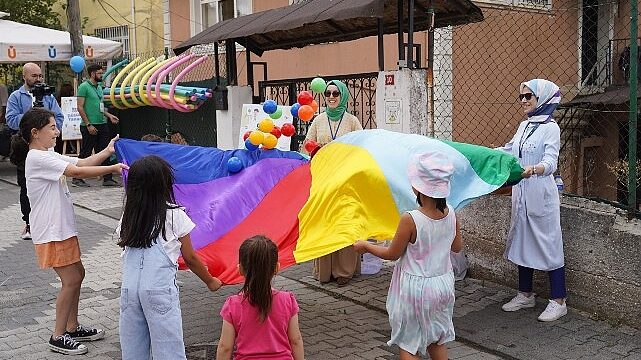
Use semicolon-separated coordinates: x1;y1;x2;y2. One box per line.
305;80;363;286
304;80;363;148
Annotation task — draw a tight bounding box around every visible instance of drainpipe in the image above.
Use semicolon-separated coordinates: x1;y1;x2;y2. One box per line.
628;0;638;217
131;0;137;54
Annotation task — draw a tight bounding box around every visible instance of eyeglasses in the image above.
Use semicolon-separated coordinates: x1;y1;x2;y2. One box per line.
519;93;535;101
324;90;341;98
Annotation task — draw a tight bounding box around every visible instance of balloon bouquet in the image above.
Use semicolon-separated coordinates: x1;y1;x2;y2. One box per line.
228;77;327;173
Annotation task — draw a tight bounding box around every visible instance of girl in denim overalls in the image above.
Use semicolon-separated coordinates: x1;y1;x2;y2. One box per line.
116;155;222;360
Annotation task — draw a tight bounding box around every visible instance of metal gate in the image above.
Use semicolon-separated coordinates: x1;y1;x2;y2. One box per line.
258;72;378;151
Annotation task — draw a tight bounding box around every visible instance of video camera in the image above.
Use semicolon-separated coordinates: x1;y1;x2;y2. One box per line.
32;83;55;108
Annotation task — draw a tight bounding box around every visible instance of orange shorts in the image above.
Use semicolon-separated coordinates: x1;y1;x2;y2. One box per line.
34;236;81;269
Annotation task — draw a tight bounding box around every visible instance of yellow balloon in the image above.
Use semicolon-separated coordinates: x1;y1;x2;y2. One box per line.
248;131;264;146
262;134;278;149
258;118;274;133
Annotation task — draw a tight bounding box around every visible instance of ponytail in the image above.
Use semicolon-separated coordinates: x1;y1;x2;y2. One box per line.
9;108;54;165
435;198;447;214
9;134;29;165
416;192;448;214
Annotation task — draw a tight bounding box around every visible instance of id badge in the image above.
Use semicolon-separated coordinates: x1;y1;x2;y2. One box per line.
100;102;105;113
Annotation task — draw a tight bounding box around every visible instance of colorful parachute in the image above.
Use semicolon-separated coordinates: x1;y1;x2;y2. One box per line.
115;129;523;284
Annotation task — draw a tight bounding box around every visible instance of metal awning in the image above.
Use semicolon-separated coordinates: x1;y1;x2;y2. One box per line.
563;85;639;106
174;0;483;55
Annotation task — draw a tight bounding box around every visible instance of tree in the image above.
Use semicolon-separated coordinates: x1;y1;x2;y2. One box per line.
0;0;62;30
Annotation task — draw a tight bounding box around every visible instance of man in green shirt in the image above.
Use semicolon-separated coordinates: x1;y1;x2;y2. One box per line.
72;64;120;187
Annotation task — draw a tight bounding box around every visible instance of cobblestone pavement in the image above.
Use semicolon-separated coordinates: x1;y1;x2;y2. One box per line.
0;161;638;360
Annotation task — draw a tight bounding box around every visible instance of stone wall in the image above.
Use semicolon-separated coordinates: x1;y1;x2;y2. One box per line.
458;195;641;327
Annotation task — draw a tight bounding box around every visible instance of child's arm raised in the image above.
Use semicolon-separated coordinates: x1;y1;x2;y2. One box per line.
451;215;462;253
287;314;305;360
216;320;235;360
354;212;416;261
179;234;222;291
76;135;119;167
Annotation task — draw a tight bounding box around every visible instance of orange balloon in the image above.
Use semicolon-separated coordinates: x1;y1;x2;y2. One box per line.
298;105;314;122
310;99;319;114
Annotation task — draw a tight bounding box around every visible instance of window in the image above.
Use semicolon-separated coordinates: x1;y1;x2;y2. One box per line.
95;25;130;58
191;0;252;35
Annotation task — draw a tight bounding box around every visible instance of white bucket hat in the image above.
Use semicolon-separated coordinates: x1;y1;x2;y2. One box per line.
407;152;454;198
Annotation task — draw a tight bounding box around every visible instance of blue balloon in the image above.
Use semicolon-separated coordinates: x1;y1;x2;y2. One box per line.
69;55;85;73
245;139;259;151
227;157;243;173
290;103;301;118
262;100;278;115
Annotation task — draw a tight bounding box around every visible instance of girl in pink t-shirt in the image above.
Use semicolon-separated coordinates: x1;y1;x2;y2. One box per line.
216;236;304;360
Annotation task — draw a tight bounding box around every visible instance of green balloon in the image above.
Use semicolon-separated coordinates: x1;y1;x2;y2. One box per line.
269;107;283;119
310;77;326;93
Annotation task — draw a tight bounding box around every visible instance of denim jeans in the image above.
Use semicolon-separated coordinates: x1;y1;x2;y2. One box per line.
119;241;186;360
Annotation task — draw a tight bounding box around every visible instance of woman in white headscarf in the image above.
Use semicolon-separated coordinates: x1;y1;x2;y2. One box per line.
498;79;567;322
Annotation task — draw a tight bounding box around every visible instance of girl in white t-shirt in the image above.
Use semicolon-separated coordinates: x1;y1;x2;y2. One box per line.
116;155;222;360
11;108;128;355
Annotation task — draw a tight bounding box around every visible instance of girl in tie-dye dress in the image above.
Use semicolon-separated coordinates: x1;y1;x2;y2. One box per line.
355;152;462;360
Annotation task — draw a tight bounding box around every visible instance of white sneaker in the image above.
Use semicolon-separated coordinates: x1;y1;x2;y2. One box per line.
538;300;567;322
501;292;536;312
21;226;32;240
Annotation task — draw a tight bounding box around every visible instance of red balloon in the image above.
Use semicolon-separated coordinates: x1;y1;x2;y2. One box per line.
243;130;252;141
297;91;313;106
304;139;319;154
298;105;314;122
310;99;319;114
281;123;296;137
270;126;282;139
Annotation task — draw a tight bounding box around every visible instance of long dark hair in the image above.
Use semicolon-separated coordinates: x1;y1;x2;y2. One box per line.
118;155;179;248
238;235;279;322
416;192;447;214
9;108;54;165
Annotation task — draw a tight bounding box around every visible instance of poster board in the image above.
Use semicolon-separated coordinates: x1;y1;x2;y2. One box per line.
238;104;293;151
60;96;82;140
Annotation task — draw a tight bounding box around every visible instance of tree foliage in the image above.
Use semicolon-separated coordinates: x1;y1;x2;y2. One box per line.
0;0;62;30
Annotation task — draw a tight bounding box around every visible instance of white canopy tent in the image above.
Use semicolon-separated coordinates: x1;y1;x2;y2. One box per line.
0;15;122;63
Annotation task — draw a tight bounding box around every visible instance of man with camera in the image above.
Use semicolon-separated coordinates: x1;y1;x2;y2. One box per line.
6;62;64;240
72;64;120;188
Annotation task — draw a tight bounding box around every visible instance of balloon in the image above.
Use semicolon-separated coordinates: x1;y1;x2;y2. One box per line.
310;99;319;114
298;105;314;122
69;56;85;73
269;107;283;120
297;91;313;106
242;130;252;141
258;118;274;133
304;140;319;153
262;100;278;114
310;77;326;93
248;130;264;146
227;157;243;173
245;139;259;151
281;123;296;137
270;126;282;139
290;103;301;118
262;134;278;149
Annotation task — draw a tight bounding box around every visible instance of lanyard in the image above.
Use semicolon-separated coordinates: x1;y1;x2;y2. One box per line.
518;119;550;158
328;114;344;140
